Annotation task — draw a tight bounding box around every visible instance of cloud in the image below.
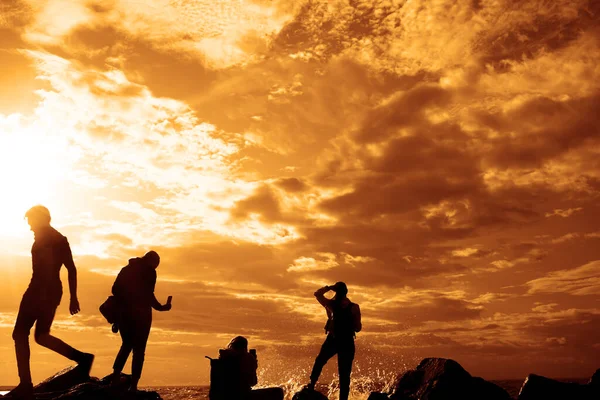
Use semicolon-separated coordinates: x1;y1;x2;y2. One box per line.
452;247;480;257
546;208;584;218
1;0;600;385
287;253;338;272
21;0;291;68
527;260;600;295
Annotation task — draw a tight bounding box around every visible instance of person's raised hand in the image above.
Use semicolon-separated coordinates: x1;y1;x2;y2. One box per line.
70;297;81;315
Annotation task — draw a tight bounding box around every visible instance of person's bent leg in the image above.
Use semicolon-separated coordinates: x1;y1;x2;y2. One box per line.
309;335;338;388
337;338;355;400
12;299;36;389
34;305;93;371
113;320;134;379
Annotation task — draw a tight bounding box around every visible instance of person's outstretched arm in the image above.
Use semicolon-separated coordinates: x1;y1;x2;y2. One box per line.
149;270;171;311
314;286;333;308
63;238;80;315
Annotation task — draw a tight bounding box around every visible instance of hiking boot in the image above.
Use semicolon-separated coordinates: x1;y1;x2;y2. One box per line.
10;382;34;400
76;352;95;376
112;323;119;333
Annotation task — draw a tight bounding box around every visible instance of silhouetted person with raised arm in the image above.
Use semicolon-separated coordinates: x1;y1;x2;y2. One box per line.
12;206;94;399
306;282;361;400
111;250;172;392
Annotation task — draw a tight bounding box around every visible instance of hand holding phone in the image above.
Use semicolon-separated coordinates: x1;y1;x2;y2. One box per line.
167;296;173;305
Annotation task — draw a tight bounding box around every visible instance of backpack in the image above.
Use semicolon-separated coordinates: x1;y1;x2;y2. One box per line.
206;355;226;400
326;300;361;337
99;295;119;324
207;349;255;400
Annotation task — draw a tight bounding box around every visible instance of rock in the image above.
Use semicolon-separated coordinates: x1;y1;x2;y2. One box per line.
292;387;328;400
5;365;93;399
54;382;161;400
390;358;511;400
471;377;512;399
3;369;162;400
590;369;600;386
518;374;595;400
34;365;93;394
251;387;285;400
367;393;390;400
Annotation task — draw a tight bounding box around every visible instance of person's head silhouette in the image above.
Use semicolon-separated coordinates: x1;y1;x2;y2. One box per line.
24;205;51;233
142;250;160;269
227;336;249;352
332;281;348;299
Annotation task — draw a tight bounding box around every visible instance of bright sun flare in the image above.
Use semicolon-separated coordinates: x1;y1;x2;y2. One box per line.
0;114;71;237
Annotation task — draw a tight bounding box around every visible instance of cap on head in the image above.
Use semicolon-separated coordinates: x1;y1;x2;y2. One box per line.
25;205;51;224
332;281;348;297
142;250;160;268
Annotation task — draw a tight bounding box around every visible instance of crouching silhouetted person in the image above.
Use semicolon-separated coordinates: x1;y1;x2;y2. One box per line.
12;206;94;399
111;251;172;392
208;336;283;400
307;282;361;400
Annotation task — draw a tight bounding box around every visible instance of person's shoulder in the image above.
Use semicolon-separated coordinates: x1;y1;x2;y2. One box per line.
50;228;69;245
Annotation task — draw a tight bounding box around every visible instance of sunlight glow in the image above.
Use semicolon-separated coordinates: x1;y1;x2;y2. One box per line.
0;113;73;237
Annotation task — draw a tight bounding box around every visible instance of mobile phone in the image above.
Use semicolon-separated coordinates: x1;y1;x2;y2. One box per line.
167;296;173;304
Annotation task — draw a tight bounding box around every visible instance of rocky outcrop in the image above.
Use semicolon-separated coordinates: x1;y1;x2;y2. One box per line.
590;369;600;386
367;393;390;400
251;387;285;400
2;366;161;399
518;373;599;400
292;387;328;400
368;358;511;400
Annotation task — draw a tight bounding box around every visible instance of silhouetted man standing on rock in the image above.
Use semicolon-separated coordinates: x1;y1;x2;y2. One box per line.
111;250;172;393
12;206;94;399
307;282;361;400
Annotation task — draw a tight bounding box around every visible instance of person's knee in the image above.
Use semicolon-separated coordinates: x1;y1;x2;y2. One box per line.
133;347;146;358
315;353;328;362
12;327;29;342
34;331;51;346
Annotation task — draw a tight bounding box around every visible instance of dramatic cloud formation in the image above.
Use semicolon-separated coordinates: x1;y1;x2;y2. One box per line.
0;0;599;388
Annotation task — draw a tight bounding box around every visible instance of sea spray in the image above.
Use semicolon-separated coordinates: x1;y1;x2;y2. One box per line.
255;364;400;399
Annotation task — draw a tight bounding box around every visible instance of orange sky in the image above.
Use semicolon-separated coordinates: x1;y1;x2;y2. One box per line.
1;0;600;388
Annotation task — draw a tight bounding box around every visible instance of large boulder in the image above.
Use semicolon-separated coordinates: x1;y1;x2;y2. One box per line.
367;393;390;400
590;369;600;386
518;374;596;400
389;358;511;400
292;387;328;400
250;387;285;400
5;365;92;398
3;368;162;400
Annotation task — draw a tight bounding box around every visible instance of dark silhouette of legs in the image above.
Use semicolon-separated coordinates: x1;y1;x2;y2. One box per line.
309;335;355;399
13;305;35;386
337;339;355;400
309;335;338;387
33;304;92;367
130;321;150;389
113;321;134;376
13;295;92;399
112;309;152;391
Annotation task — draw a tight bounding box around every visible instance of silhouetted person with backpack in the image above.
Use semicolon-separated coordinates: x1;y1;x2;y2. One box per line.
208;336;283;400
12;206;94;399
306;282;361;400
111;251;172;392
217;336;258;399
